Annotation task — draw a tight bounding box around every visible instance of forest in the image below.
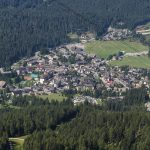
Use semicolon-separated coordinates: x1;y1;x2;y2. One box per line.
24;111;150;150
0;87;150;150
0;0;150;66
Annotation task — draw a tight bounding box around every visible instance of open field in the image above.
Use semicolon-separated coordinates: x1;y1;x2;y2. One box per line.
85;40;148;58
68;33;79;39
110;56;150;68
67;33;79;42
38;93;67;102
19;80;35;88
9;136;28;150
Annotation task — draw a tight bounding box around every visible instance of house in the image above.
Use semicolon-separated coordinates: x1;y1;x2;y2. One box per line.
31;73;38;79
27;59;39;66
23;88;32;94
11;89;22;95
24;76;32;81
0;81;6;89
40;78;45;84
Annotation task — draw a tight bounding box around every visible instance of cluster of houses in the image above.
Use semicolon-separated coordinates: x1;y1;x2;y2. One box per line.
0;42;149;105
101;66;150;92
103;26;132;41
9;43;107;95
72;95;98;105
136;25;150;36
80;33;95;43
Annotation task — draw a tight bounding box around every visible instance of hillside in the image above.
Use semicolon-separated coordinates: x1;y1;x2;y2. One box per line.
0;0;150;66
0;89;150;150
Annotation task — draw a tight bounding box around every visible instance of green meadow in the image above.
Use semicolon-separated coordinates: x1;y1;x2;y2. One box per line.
38;93;67;102
110;56;150;69
85;40;148;58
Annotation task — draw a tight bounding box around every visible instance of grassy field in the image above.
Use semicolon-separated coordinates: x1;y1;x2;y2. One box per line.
18;80;35;88
85;40;148;58
9;136;28;150
38;93;67;102
110;56;150;68
67;33;79;42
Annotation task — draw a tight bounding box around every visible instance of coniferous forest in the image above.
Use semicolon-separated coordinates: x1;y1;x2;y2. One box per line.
0;0;150;66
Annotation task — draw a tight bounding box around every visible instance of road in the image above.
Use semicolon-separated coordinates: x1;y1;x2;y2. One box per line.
114;78;127;88
125;51;148;57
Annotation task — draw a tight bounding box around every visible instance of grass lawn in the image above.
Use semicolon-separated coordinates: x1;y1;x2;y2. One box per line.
110;56;150;68
38;93;67;102
9;136;28;150
85;40;148;58
68;33;79;39
67;33;79;42
19;80;35;88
